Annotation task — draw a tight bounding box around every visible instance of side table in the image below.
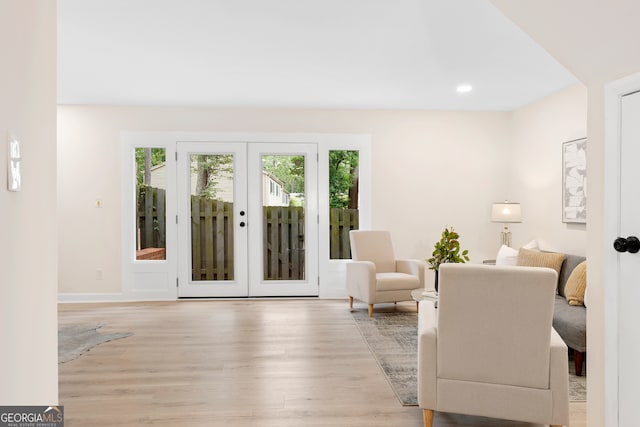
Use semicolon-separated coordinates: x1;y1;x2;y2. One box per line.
411;288;439;311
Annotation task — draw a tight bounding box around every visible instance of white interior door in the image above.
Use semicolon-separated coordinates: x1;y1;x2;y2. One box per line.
617;91;640;426
177;141;318;297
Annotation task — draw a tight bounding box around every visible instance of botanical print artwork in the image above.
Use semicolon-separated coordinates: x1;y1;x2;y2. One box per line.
563;138;587;223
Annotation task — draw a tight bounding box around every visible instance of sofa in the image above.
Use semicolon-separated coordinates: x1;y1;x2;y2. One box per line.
496;244;587;376
553;253;587;376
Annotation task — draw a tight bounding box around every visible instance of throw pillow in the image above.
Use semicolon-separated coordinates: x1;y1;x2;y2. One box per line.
495;239;539;266
564;261;587;306
495;245;518;266
584;285;588;307
517;247;566;278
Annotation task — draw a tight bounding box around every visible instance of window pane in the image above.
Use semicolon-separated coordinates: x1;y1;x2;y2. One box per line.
262;155;305;280
329;150;359;259
189;153;235;281
135;147;167;261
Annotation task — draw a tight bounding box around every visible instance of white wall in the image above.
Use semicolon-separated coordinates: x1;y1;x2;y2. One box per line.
509;84;588;254
0;1;58;404
58;106;512;295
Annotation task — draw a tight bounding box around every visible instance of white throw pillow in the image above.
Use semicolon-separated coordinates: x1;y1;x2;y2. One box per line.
583;285;588;307
495;239;539;266
495;245;518;265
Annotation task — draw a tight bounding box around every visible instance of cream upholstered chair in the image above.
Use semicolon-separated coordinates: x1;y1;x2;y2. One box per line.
418;263;570;427
346;230;424;317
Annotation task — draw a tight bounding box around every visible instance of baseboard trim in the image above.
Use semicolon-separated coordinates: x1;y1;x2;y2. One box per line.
58;292;344;303
58;293;125;303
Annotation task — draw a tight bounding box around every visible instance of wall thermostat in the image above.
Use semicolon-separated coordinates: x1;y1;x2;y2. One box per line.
8;134;21;192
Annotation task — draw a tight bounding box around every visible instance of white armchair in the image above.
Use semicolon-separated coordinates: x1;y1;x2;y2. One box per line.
418;263;570;427
346;230;424;317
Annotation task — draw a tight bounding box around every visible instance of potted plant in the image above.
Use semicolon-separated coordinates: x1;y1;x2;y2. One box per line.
426;226;470;292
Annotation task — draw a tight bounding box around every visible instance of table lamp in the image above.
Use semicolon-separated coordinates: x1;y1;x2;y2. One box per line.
491;202;521;247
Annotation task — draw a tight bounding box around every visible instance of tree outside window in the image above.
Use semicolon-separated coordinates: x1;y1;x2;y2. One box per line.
329;150;359;259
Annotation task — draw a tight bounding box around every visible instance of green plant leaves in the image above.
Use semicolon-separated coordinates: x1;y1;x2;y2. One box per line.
426;226;470;271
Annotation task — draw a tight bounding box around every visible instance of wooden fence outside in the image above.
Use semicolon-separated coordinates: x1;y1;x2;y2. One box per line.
191;202;306;281
137;186;166;252
138;187;358;277
263;206;305;280
191;196;235;281
329;208;359;259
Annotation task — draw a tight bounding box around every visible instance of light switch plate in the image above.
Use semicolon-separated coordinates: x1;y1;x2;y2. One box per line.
7;134;21;192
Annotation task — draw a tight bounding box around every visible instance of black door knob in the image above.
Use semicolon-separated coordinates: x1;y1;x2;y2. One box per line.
239;221;246;227
240;210;246;216
614;236;640;253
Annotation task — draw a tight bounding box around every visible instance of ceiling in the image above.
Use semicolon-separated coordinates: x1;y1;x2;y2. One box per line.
491;0;640;87
57;0;578;111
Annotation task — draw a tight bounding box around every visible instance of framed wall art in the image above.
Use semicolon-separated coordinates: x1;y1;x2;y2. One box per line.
562;138;587;223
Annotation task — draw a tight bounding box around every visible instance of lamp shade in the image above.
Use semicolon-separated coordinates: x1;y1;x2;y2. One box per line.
491;202;522;223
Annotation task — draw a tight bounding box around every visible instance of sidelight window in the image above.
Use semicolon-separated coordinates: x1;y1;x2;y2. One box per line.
135;147;167;261
329;150;359;259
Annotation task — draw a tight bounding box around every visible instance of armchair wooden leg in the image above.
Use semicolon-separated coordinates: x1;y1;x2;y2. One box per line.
422;409;434;427
348;296;353;309
550;425;563;427
368;304;374;317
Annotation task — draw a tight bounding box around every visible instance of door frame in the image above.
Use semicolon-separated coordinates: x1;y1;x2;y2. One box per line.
119;131;372;301
604;71;640;426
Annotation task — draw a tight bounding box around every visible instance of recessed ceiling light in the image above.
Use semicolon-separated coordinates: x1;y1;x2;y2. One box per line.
456;84;473;93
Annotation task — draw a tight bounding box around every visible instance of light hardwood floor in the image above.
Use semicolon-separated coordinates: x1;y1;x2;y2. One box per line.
58;299;586;426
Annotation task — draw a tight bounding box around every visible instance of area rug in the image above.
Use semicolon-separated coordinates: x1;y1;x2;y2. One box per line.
351;308;587;406
58;324;132;364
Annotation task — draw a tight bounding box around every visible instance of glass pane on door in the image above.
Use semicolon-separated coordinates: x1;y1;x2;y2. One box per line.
261;155;305;280
190;153;235;281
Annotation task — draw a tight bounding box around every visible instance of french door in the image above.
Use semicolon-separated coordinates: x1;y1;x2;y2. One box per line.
177;142;318;297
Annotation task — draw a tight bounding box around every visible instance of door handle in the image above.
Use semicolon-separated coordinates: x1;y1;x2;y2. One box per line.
239;221;246;227
613;236;640;253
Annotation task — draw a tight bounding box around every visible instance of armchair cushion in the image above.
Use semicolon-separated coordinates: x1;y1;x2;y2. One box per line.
376;272;420;291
